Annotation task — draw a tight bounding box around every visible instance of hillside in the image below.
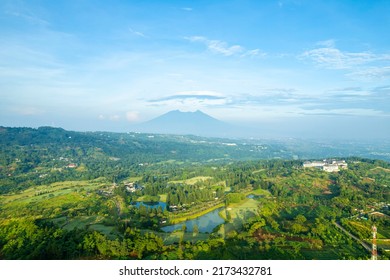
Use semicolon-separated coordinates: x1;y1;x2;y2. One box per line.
1;126;390;194
0;126;389;260
133;110;239;137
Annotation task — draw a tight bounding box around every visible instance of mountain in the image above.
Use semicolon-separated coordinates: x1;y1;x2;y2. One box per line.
133;110;237;137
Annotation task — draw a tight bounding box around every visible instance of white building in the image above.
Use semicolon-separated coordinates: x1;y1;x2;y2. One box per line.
303;159;347;172
323;164;340;172
303;161;325;168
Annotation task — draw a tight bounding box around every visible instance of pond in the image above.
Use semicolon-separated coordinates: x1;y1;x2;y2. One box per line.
247;194;261;199
131;201;167;210
161;207;225;233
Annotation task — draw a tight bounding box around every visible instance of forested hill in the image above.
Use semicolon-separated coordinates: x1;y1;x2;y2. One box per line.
0;125;289;164
0;126;284;194
1;126;390;162
1;126;389;194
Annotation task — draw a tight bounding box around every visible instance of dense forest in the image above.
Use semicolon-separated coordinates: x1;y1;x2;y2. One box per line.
0;126;389;260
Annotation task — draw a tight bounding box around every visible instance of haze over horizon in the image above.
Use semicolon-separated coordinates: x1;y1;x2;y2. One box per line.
1;0;389;140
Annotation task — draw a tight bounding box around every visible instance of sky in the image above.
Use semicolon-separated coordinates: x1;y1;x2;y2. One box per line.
0;0;389;139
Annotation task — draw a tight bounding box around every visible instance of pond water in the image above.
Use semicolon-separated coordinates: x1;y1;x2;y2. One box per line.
161;207;225;233
131;201;167;210
247;194;261;199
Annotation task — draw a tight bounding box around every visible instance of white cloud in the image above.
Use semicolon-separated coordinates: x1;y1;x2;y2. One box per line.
175;90;225;97
186;36;266;58
325;87;371;97
5;4;49;26
301;47;376;69
148;90;227;103
187;36;244;56
300;43;390;70
208;41;243;56
99;112;139;122
186;36;246;56
126;111;139;122
300;108;387;117
109;115;120;121
347;66;390;81
241;49;267;58
316;39;336;48
129;27;147;38
148;91;229;110
12;106;44;116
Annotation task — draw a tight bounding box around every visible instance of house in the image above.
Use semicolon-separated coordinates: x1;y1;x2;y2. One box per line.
323;164;339;172
332;160;348;169
303;161;326;168
303;159;347;172
124;182;144;192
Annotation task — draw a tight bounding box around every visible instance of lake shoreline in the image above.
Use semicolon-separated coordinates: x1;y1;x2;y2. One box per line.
166;203;225;225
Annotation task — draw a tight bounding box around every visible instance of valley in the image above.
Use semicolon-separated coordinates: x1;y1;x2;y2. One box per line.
0;126;389;260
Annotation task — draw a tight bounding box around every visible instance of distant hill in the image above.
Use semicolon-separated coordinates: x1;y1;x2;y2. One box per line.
133;110;237;137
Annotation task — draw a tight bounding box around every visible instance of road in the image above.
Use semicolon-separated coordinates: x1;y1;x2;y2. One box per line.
333;221;372;252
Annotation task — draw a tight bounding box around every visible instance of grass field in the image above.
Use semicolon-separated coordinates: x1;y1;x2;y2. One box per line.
250;188;271;196
62;216;99;230
370;166;390;173
1;178;108;204
127;176;143;182
50;215;117;237
1;191;93;219
159;194;167;202
252;169;266;174
218;197;261;237
152;231;209;245
0;178;109;221
169;176;213;185
89;224;117;237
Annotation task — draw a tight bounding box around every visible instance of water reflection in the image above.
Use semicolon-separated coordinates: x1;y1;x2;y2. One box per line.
161;207;225;233
132;201;167;210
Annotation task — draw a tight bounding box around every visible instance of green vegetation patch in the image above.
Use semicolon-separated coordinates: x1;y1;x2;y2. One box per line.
1;179;106;204
220;198;261;235
137;195;160;203
252;169;266;174
89;224;117;237
169;176;213;185
127;176;143;182
155;231;209;245
62;216;98;230
159;194;167;203
250;188;271;196
301;246;346;260
370;166;390;173
377;226;390;238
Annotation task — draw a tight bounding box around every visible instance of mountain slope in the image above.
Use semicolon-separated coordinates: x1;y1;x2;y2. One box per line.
134;110;236;137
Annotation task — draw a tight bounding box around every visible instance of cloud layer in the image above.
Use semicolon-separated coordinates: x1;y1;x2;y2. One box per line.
186;36;265;57
1;1;389;138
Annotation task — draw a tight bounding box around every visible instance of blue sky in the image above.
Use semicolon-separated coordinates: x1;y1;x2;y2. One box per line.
1;0;389;139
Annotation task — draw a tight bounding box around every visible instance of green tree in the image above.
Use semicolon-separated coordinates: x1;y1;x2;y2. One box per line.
193;224;199;235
